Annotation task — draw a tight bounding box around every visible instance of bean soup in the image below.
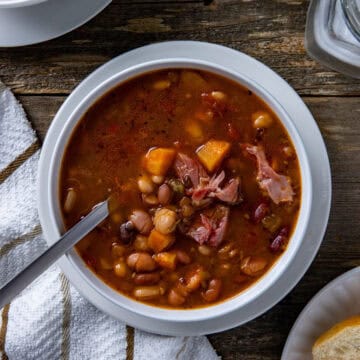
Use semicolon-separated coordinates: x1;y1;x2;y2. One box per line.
60;69;301;309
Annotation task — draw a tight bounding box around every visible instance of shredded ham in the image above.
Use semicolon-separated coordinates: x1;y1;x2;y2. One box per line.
245;145;294;204
174;153;242;205
186;205;230;247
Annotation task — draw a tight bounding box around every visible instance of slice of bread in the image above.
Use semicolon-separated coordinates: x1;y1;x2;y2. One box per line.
312;315;360;360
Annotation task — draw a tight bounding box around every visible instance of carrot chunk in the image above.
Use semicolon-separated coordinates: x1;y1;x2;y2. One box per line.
148;229;175;253
153;252;177;270
196;140;231;172
145;147;176;176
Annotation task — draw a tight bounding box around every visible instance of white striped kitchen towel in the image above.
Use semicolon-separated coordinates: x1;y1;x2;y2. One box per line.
0;81;219;360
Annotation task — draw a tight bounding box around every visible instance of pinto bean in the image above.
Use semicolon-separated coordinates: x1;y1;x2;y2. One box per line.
175;250;191;264
127;253;157;272
158;184;173;205
185;266;207;292
168;289;186;306
202;279;222;302
241;256;267;276
133;272;160;285
133;235;150;252
130;210;153;235
133;286;164;300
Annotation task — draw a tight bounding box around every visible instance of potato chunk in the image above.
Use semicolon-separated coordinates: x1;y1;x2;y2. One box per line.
196;140;231;172
145;147;176;176
148;229;175;253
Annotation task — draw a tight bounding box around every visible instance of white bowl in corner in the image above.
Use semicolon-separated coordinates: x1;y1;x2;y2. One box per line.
0;0;46;8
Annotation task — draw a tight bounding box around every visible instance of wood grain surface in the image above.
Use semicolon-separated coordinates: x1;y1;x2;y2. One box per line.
2;1;360;359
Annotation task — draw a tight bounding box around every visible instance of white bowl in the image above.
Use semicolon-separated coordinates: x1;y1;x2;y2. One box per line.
0;0;46;8
39;56;313;330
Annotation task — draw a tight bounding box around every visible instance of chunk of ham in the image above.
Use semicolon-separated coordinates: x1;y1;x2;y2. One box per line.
186;205;230;247
174;153;242;205
245;145;294;204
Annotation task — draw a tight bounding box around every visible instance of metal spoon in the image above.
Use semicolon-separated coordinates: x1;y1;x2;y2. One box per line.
0;199;109;309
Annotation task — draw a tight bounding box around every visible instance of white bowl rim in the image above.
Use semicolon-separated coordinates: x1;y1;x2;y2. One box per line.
45;58;312;323
0;0;46;8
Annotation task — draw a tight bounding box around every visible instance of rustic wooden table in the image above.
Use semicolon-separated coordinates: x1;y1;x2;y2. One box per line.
1;1;359;358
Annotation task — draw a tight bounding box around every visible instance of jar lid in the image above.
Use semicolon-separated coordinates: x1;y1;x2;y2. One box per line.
305;0;360;79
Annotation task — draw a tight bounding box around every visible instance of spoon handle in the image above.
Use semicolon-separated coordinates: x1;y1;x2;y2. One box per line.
0;200;109;309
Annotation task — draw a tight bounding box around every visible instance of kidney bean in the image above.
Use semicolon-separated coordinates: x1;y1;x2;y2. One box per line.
253;202;270;223
133;272;160;285
270;227;289;252
127;252;157;272
202;279;222;302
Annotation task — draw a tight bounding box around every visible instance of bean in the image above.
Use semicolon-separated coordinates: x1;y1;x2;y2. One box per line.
133;272;160;285
241;256;267;276
151;175;165;185
211;91;226;101
64;188;77;213
175;250;191;264
133;286;164;300
120;221;135;243
127;253;157;272
158;184;173;205
154;208;177;234
252;111;273;128
168;289;186;306
198;245;212;256
133;235;150;252
130;210;153;235
137;175;155;194
202;279;222;302
142;194;159;206
270;227;288;252
153;79;171;90
111;243;126;258
185;266;206;292
114;261;128;278
254;202;270;223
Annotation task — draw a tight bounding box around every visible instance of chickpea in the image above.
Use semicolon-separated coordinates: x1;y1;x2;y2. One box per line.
137;175;155;194
133;235;150;252
154;208;177;234
127;252;157;272
114;261;128;278
151;175;165;185
111;243;126;258
130;210;153;235
64;188;76;213
252;111;273;128
158;184;173;205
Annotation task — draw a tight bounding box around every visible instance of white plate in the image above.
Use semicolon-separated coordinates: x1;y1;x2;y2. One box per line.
38;41;332;335
282;267;360;359
0;0;111;47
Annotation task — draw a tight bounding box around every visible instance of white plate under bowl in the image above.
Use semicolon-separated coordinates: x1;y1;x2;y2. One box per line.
38;41;331;335
0;0;111;47
282;267;360;359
